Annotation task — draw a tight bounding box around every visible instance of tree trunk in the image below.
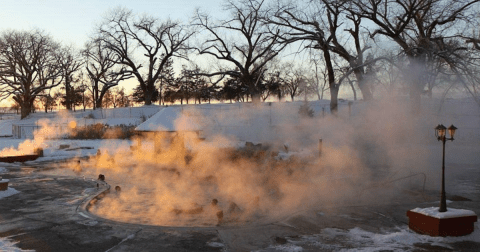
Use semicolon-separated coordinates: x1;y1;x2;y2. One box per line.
347;78;357;101
324;48;337;115
251;93;261;103
144;91;153;105
330;87;339;115
21;100;32;119
407;57;426;115
96;97;103;109
355;71;372;100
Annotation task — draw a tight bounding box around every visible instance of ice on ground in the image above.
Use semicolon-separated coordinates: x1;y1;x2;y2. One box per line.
0;187;20;200
279;223;480;252
0;236;35;252
410;206;477;218
253;244;304;252
206;242;225;248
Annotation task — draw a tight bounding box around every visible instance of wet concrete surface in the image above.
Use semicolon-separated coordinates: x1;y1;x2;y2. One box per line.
1;160;479;252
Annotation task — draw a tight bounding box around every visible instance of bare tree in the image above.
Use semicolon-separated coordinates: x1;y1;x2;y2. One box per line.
352;0;480;113
76;76;91;111
194;0;287;102
83;39;131;109
310;55;329;100
113;86;130;107
262;70;284;101
0;30;63;119
96;7;194;105
282;63;307;101
39;89;56;113
58;45;83;110
157;57;175;105
268;0;384;113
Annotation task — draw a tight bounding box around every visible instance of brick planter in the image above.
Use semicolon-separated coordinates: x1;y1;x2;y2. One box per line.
407;207;477;237
0;179;8;191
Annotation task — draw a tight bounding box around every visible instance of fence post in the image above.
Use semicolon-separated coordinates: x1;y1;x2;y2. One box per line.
318;139;323;157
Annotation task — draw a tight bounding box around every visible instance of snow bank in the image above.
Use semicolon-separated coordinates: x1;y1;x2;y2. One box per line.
0;237;34;252
0;186;20;200
410;207;477;219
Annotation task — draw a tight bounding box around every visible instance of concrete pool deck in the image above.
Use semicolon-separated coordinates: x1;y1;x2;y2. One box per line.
1;160;479;252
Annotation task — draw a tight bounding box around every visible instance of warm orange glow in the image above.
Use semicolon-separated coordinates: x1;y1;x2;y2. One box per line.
68;121;77;129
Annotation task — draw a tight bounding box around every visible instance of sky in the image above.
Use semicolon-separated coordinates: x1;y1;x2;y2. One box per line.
0;0;362;107
0;0;228;106
0;0;225;48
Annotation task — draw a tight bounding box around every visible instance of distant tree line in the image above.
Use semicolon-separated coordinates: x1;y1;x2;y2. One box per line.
1;0;479;119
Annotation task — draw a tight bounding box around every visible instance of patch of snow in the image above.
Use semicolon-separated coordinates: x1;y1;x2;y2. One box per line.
105;231;139;252
78;212;91;219
254;244;304;252
0;167;7;173
136;106;202;132
0;187;20;200
284;224;480;252
275;152;293;161
76;220;98;226
410;207;477;219
206;242;225;248
0;236;34;252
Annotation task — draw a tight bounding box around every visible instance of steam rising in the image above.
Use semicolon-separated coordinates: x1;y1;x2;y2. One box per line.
5;98;455;227
0;112;77;157
81;98;440;227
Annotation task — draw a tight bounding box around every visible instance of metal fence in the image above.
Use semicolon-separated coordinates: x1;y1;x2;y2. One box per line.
12;124;71;139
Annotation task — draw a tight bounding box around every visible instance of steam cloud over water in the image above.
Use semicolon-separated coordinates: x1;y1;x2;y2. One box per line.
16;97;473;227
75;98;443;227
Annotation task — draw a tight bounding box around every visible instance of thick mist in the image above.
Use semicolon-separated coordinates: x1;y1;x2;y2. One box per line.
3;97;452;226
73;97;440;227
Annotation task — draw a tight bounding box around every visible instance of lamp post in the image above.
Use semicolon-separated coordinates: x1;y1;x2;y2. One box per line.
435;124;457;212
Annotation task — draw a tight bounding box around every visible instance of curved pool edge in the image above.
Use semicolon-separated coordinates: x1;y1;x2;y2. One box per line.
76;183;226;231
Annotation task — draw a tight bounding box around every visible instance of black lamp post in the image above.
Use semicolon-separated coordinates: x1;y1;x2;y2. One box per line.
435;124;457;212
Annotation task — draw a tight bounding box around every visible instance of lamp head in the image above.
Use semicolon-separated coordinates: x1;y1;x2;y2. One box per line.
448;125;457;139
435;124;446;138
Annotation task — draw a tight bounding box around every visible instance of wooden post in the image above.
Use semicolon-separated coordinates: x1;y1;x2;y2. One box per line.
348;101;353;117
319;139;323;157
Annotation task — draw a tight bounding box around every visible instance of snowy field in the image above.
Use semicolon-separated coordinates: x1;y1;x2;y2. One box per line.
1;98;479;251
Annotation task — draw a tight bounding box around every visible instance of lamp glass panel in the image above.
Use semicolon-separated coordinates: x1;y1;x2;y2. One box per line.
439;128;446;137
436;124;446;137
448;125;457;138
